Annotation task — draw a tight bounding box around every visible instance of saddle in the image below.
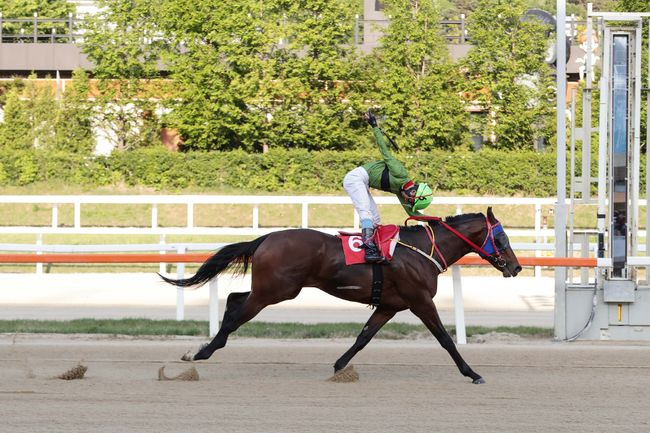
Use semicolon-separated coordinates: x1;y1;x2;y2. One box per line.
337;225;400;265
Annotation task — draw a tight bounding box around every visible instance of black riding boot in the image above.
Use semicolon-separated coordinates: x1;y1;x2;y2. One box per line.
362;228;382;263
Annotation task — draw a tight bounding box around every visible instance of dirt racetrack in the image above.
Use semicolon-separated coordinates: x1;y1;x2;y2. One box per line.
2;334;650;433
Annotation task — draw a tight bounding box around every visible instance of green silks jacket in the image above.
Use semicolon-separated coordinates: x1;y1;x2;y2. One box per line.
362;127;421;217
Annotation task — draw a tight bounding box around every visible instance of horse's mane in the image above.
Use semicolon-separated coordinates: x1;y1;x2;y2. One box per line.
442;213;485;225
400;212;485;231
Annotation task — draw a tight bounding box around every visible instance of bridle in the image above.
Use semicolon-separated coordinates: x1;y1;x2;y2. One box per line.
405;215;510;270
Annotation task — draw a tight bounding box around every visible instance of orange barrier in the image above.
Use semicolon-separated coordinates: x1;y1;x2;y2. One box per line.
0;253;597;267
456;256;597;267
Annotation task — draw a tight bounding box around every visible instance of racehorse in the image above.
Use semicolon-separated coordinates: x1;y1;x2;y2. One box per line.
161;207;521;384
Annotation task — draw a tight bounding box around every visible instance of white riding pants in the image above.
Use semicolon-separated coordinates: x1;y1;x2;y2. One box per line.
343;166;381;227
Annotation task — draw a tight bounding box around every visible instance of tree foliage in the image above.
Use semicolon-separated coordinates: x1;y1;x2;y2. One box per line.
13;0;561;153
0;72;94;153
373;0;469;150
462;0;555;149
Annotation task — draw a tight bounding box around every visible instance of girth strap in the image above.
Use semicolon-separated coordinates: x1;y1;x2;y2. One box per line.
371;263;383;307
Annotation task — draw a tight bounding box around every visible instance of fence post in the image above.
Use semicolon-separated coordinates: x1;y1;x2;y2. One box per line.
535;203;542;278
452;265;467;344
74;201;81;228
301;202;308;228
51;204;58;228
51;27;55;43
252;204;259;229
33;12;37;43
151;203;158;229
68;13;73;43
354;14;359;44
1;12;4;44
209;277;219;336
159;234;166;274
175;246;185;320
36;233;43;274
186;202;194;228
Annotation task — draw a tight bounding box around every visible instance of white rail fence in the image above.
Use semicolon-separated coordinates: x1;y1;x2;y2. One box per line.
0;195;629;343
0;194;557;234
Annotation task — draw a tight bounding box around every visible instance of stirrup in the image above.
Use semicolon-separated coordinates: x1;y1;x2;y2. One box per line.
364;246;383;263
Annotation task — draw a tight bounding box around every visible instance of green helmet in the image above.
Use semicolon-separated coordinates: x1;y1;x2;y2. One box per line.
412;183;433;212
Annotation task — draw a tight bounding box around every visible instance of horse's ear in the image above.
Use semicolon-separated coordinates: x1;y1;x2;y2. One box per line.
487;206;497;223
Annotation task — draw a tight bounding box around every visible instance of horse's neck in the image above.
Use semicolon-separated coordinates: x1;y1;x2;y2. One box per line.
434;221;486;265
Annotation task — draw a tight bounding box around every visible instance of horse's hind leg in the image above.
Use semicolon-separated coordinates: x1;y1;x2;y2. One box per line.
184;291;262;361
333;307;396;372
410;300;484;384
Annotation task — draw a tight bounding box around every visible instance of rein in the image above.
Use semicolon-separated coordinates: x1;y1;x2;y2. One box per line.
403;215;506;269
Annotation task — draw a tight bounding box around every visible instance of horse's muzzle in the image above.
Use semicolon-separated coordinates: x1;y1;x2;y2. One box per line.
503;265;522;278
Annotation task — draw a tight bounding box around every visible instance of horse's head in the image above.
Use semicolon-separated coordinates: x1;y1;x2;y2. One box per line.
483;207;522;277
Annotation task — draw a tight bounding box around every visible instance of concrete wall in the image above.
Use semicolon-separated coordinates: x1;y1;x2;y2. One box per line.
0;43;92;73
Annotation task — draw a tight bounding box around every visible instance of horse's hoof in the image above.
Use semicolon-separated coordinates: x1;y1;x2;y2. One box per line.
181;350;195;362
472;377;486;384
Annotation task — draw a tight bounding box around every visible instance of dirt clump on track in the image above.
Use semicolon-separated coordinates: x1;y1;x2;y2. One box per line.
57;363;88;380
2;335;650;433
157;365;199;381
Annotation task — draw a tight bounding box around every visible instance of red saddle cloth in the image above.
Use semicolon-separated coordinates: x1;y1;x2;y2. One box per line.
337;224;400;265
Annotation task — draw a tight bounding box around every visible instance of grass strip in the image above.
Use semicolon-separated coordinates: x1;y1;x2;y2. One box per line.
0;319;553;339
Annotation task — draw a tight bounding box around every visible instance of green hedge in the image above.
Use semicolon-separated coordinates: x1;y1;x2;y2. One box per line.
0;147;596;197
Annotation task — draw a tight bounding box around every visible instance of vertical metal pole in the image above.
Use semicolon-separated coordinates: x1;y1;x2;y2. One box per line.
209;278;219;337
582;14;594;201
597;21;610;261
535;203;542;278
68;13;73;43
554;0;568;341
1;13;3;44
631;23;642;267
460;14;465;43
645;25;650;280
354;14;359;45
569;87;577;283
451;265;466;345
33;12;37;43
176;246;185;320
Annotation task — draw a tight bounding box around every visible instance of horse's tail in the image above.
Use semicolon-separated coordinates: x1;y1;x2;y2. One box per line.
159;234;270;287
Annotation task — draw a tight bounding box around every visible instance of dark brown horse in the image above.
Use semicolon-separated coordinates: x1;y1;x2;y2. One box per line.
161;207;521;384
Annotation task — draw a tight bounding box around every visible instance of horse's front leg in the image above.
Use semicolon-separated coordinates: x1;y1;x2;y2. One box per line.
333;307;396;372
409;300;484;384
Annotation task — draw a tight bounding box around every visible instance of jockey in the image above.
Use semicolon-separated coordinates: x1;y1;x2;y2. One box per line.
344;110;433;263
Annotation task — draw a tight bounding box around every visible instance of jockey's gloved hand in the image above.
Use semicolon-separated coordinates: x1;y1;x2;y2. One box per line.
364;110;378;128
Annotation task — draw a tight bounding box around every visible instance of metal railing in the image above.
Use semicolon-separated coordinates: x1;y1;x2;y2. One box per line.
0;13;82;43
353;15;469;45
